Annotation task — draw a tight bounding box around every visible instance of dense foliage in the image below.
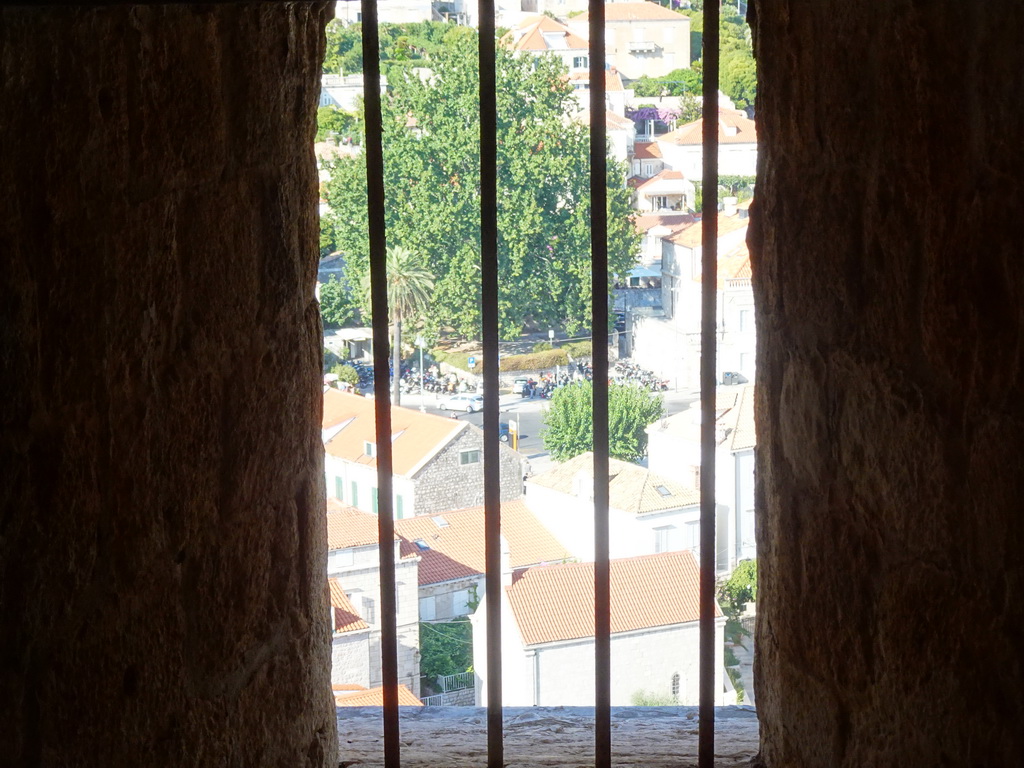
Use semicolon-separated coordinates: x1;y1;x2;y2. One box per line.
719;558;757;611
419;620;473;688
678;4;757;109
542;382;665;462
322;20;460;77
321;34;639;339
318;275;358;328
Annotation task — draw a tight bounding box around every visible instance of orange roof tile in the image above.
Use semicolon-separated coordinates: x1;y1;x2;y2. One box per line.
694;239;751;286
507;551;718;646
322;390;464;477
326;503;398;550
632;212;696;233
577;2;689;22
575;108;634;131
507;15;589;52
334;685;423;707
567;68;626;92
633;141;662;160
665;212;748;248
328;578;370;633
528;452;699;514
658;108;757;146
636;169;687;190
395;500;572;586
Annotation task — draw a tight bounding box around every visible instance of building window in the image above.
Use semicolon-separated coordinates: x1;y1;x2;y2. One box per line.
572;55;589;69
364;441;376;457
350;481;358;508
459;449;481;466
419;595;436;621
371;487;379;514
334;475;344;502
671;672;680;698
396;494;404;519
654;525;676;554
453;588;472;616
739;308;753;332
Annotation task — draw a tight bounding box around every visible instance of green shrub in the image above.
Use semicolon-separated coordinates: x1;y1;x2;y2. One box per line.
498;348;569;372
532;341;553;352
563;340;592;358
332;363;360;387
419;620;473;691
630;689;678;706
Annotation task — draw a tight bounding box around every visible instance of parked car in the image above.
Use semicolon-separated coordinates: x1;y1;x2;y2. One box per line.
511;377;530;395
721;371;749;385
439;393;484;413
498;422;511;442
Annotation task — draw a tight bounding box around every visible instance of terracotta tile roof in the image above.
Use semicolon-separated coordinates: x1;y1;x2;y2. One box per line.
328;578;369;633
632;141;662;160
632;212;696;233
567;68;626;92
326;503;398;550
528;452;699;514
577;2;688;22
395;500;572;586
658;108;757;146
334;684;423;707
322;390;465;477
627;175;645;189
694;240;751;287
507;551;718;646
726;384;757;451
665;212;747;248
636;169;687;190
507;14;589;52
645;386;757;452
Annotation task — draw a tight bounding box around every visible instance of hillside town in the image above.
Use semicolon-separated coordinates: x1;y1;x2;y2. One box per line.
316;0;758;710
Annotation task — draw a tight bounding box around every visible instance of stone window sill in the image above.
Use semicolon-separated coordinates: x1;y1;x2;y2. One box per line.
337;705;759;767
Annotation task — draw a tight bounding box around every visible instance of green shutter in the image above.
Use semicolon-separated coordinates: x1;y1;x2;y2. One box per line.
396;494;404;519
334;476;343;501
351;482;358;508
371;487;378;515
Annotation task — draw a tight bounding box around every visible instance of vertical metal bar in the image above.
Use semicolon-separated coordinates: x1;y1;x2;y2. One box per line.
478;0;503;766
698;0;720;765
360;2;400;766
588;1;610;766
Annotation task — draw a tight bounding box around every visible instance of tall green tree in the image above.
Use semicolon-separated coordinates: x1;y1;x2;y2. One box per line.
321;33;640;340
542;382;665;462
360;245;434;406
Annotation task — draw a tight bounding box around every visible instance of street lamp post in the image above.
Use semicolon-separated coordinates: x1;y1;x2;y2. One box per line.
415;335;426;412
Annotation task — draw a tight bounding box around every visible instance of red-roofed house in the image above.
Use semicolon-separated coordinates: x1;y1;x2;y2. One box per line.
656;108;758;178
646;386;758;572
503;14;590;74
471;551;727;706
395;500;572;622
630;140;665;180
569;3;691;80
627;212;755;388
633;169;696;213
322;389;524;518
325;504;422;695
524;452;708;563
333;684;423;707
327;578;372;690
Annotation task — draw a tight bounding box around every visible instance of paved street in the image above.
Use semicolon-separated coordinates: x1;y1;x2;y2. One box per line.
392;388;699;475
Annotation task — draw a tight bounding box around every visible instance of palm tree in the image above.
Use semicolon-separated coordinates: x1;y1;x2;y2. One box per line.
365;245;433;406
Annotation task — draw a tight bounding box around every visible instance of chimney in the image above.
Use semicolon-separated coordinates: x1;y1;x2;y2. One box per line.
500;535;512;587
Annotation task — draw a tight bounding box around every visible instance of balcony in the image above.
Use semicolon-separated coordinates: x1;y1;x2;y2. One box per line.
336;706;759;767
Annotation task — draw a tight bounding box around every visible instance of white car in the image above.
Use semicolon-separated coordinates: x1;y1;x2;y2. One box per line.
439;393;484;413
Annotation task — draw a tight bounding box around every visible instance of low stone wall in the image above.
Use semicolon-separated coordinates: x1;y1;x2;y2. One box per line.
336;705;759;767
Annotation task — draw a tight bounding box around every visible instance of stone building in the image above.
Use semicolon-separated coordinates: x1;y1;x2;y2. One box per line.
3;4;1023;767
322;389;525;518
472;551;725;706
326;503;421;696
395;499;572;622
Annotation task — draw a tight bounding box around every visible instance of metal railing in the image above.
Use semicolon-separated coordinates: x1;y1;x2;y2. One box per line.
358;1;719;766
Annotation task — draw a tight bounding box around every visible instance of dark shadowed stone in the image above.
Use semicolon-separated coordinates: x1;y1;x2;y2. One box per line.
750;1;1024;766
0;4;336;765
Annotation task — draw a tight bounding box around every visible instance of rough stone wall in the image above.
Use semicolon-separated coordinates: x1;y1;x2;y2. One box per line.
0;5;336;766
413;427;524;516
750;1;1024;766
